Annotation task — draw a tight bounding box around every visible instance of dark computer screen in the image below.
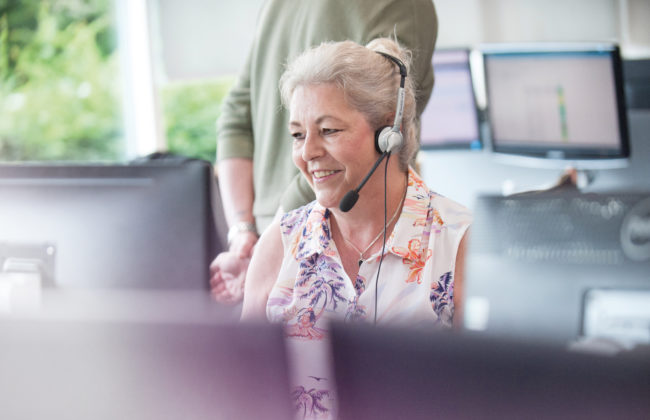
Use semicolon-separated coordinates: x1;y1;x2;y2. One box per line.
0;161;222;289
331;323;650;420
482;44;630;167
0;320;292;420
419;48;481;150
463;191;650;343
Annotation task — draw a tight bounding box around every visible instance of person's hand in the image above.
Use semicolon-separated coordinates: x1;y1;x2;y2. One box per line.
210;251;251;304
230;231;258;259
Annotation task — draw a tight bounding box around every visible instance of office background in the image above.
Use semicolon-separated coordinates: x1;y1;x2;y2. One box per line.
150;0;650;208
2;0;648;209
1;3;649;417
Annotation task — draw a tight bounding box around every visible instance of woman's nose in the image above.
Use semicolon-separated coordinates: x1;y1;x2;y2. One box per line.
302;133;324;161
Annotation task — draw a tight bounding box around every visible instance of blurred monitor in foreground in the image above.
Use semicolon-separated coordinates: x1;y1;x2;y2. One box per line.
464;191;650;345
482;43;630;169
331;323;650;420
0;160;222;290
0;319;291;420
419;48;482;150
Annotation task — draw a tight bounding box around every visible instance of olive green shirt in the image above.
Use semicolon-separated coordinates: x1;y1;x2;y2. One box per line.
217;0;438;231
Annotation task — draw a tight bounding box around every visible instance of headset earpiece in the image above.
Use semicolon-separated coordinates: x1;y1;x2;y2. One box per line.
375;126;403;154
374;51;407;155
374;126;389;153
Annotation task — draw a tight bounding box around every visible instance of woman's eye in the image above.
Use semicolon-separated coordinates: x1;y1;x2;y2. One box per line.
322;128;340;135
291;132;305;141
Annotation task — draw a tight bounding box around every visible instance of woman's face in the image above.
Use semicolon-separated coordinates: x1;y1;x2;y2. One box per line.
289;84;379;209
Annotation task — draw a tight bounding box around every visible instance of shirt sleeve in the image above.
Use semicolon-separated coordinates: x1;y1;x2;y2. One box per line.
363;0;438;118
216;46;255;161
406;0;437;118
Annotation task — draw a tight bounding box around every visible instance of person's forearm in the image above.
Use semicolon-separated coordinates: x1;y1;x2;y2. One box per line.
218;158;255;228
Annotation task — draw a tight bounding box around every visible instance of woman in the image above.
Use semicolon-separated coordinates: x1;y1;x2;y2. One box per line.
241;38;471;419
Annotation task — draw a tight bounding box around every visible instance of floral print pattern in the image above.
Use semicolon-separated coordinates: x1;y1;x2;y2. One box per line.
430;271;454;321
267;168;472;419
392;238;433;284
291;386;331;420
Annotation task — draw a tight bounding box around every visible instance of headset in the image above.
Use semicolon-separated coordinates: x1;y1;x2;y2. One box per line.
339;51;408;213
374;51;408;154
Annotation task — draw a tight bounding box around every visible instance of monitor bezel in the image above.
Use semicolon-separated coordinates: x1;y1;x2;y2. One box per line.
481;43;630;169
419;47;483;151
0;161;221;290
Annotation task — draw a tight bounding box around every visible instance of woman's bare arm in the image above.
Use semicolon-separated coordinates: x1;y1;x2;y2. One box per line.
453;229;470;329
240;217;284;321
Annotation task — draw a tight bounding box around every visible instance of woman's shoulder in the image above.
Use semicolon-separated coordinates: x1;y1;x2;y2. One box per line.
407;168;472;226
429;192;472;225
426;192;472;237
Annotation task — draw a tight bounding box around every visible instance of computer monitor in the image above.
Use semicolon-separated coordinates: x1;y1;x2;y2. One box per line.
331;323;650;420
463;191;650;344
482;43;630;168
419;48;482;150
0;160;222;289
0;319;292;420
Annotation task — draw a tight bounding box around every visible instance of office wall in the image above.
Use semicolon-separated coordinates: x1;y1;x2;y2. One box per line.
154;0;650;80
435;0;618;47
152;0;264;80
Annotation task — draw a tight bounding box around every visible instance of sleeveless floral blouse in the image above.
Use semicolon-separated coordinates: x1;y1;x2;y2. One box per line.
267;169;472;419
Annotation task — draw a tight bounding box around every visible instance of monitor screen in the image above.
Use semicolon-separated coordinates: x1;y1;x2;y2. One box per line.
482;44;630;167
0;161;222;290
419;49;481;150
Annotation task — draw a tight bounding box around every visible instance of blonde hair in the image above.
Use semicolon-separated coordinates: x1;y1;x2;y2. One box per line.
279;38;417;170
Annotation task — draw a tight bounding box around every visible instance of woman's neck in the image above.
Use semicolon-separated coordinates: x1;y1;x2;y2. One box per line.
330;168;408;255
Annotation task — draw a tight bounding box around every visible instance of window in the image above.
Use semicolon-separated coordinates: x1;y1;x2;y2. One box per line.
151;0;262;163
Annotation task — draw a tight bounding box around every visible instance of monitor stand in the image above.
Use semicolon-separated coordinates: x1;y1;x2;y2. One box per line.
503;167;597;197
551;167;597;191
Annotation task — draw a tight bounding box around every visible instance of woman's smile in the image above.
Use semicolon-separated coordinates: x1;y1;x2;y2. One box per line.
311;169;342;183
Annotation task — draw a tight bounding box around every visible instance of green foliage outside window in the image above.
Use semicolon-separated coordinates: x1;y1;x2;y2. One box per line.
0;0;123;161
0;0;232;163
161;76;234;164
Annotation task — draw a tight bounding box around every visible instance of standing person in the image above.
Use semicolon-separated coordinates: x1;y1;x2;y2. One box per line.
241;38;471;419
210;0;438;303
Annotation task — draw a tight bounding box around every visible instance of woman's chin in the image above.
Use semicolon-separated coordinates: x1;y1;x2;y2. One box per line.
314;192;343;210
